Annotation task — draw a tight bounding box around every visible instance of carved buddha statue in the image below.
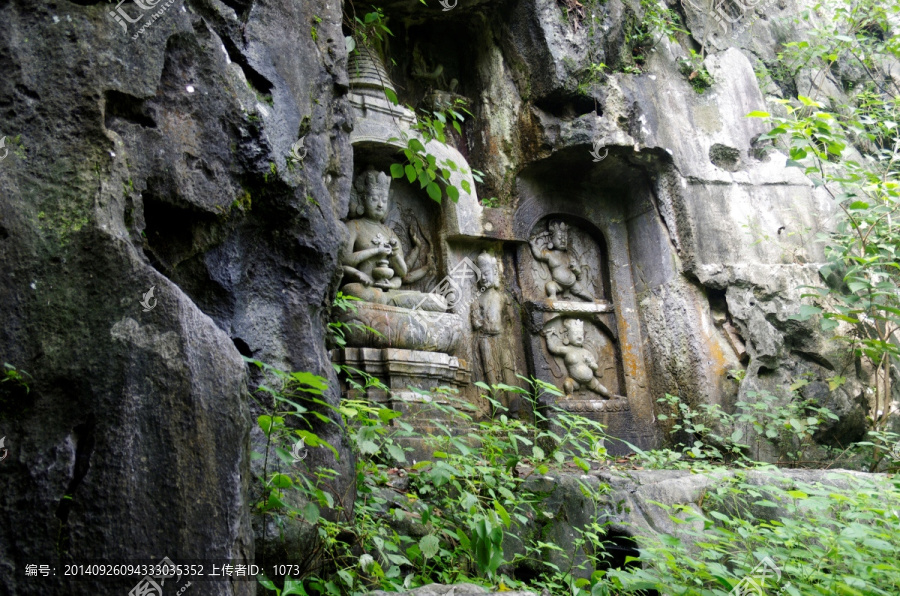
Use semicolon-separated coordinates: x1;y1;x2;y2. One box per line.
340;167;448;312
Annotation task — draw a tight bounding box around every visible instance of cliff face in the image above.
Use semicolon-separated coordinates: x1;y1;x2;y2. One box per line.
0;0;865;592
0;0;352;593
366;0;864;449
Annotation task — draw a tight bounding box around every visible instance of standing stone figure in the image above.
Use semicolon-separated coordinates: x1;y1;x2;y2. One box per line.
340;167;446;312
529;220;594;301
470;252;521;417
544;318;611;399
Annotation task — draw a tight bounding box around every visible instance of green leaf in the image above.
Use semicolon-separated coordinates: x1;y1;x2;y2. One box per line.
270;473;293;489
798;95;823;107
302;502;320;524
754;499;779;507
789;304;822;321
426;182;442;202
258;415;274;437
390;163;404;178
828;375;846;391
337;570;354;588
282;577;308;596
420;534;440;559
387;443;407;463
747;111;771;118
405;164;416;183
359;440;379;455
384;87;399;105
408;138;426;153
446;185;459;202
494;500;511;529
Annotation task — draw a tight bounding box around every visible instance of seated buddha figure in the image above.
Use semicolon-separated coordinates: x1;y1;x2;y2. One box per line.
340;167;448;312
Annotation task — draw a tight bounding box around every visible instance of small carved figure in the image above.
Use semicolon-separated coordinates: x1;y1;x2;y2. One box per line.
544;318;611;399
470;252;521;417
397;218;436;285
341;167;447;312
530;220;594;301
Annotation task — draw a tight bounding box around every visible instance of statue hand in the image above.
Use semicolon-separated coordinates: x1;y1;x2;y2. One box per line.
359;273;375;287
378;246;393;257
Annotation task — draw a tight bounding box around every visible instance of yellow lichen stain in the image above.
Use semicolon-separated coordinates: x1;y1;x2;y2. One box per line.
698;310;730;377
617;316;641;380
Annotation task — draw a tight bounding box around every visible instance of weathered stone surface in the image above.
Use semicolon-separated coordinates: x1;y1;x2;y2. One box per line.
0;0;882;590
336;302;464;353
0;0;352;592
518;467;887;567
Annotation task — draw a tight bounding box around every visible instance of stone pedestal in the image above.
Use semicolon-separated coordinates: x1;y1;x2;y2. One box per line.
336;302;464;353
332;347;471;404
333;347;473;460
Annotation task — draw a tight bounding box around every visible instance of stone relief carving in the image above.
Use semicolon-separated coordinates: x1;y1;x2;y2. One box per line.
340;166;447;312
543;318;612;399
470;252;521;416
529;220;595;301
391;214;437;287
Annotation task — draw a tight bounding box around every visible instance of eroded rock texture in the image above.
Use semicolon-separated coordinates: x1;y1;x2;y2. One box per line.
0;0;352;593
0;0;872;592
364;0;866;452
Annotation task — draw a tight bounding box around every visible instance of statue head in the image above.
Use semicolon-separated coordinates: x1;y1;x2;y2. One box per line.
476;252;499;290
563;318;585;346
350;166;391;222
548;220;568;250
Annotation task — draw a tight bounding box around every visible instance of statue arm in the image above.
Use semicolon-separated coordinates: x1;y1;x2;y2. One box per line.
569;255;583;279
387;232;409;279
471;302;483;330
403;232;435;283
342;227;386;267
529;237;547;262
544;329;569;357
340;226;376;285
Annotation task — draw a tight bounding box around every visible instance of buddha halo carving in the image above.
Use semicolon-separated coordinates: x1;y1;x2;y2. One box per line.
470;251;520;416
340;166;447;312
529;219;595;301
543;318;612;400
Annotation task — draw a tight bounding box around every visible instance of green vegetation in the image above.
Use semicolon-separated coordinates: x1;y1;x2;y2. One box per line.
677;49;713;93
623;0;687;72
748;0;900;470
387;99;474;204
247;356;900;596
613;472;900;594
343;5;471;204
2;363;31;394
246;2;900;594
